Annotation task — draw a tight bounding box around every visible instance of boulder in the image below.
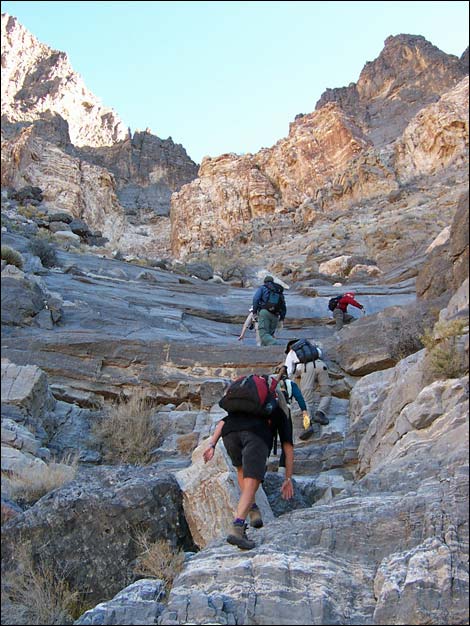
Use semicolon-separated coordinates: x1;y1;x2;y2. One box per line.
2;466;194;602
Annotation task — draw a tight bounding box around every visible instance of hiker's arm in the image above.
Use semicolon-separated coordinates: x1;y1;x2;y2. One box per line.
279;296;287;322
203;420;224;463
291;381;307;412
238;313;251;340
345;295;364;310
280;442;294;500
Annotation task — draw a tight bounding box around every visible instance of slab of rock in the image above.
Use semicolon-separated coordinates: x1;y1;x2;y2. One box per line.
75;578;166;625
175;439;274;549
1;360;56;420
2;465;194;603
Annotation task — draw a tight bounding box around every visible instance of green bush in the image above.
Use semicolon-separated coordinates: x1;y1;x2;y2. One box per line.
1;245;24;269
29;238;58;268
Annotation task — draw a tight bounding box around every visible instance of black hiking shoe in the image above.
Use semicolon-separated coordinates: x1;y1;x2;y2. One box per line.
299;425;315;440
249;505;263;529
227;521;256;550
313;410;329;425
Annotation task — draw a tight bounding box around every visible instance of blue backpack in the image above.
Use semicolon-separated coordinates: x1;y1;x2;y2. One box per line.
262;283;284;315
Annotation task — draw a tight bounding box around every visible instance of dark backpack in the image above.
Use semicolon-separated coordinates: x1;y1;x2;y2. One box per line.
219;374;277;418
290;339;320;365
262;283;285;315
328;295;343;311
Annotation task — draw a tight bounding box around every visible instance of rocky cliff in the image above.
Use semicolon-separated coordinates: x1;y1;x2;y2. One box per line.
316;34;468;146
1;13;128;147
170;36;468;262
0;14;469;626
1;12;198;240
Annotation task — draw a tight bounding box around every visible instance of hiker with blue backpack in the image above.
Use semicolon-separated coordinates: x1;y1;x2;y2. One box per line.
252;275;286;346
203;372;294;550
328;291;366;331
282;338;332;441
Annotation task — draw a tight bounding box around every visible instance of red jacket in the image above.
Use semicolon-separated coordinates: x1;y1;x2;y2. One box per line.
337;295;363;312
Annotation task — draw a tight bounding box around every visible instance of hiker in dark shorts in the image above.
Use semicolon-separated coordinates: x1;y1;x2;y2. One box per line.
203;376;294;550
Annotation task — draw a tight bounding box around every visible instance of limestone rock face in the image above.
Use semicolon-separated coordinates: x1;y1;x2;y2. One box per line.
75;131;198;192
1;127;127;244
171;104;371;256
1;13;128;147
1;13;199;225
395;77;469;180
316;34;468;147
170;36;468;259
75;579;166;625
1;359;55;420
73;131;199;218
257;104;370;209
171;152;280;255
373;536;469;626
416;189;469;302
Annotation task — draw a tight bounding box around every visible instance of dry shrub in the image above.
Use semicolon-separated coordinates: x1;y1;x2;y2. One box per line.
29;237;58;267
93;390;160;464
4;454;78;505
1;541;79;625
422;317;469;381
133;532;185;591
1;245;24;269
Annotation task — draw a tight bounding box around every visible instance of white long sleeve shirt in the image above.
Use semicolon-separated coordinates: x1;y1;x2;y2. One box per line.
284;349;300;377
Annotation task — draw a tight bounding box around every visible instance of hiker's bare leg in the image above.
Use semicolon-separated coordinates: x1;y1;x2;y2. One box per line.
236;466;245;491
236;473;261;520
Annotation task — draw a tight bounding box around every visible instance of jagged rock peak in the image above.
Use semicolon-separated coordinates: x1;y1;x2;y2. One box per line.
316;33;468;147
1;12;129;147
461;46;469;71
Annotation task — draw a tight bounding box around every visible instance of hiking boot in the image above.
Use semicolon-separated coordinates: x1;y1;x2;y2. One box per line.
249;505;263;529
227;521;256;550
299;425;315;440
313;410;329;425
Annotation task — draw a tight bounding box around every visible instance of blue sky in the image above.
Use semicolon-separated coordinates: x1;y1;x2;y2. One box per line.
2;1;469;163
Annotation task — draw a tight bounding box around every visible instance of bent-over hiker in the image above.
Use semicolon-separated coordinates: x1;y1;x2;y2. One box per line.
203;373;294;550
252;275;286;346
331;291;366;331
283;338;332;440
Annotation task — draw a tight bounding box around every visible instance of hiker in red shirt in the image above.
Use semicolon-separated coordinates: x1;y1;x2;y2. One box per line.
333;292;366;330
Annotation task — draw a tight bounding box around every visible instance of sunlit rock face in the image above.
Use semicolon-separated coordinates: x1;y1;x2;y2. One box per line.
170;35;468;259
316;34;468;147
1;127;127;244
1;13;128;147
1;12;199;225
394;76;469;179
170;104;371;256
